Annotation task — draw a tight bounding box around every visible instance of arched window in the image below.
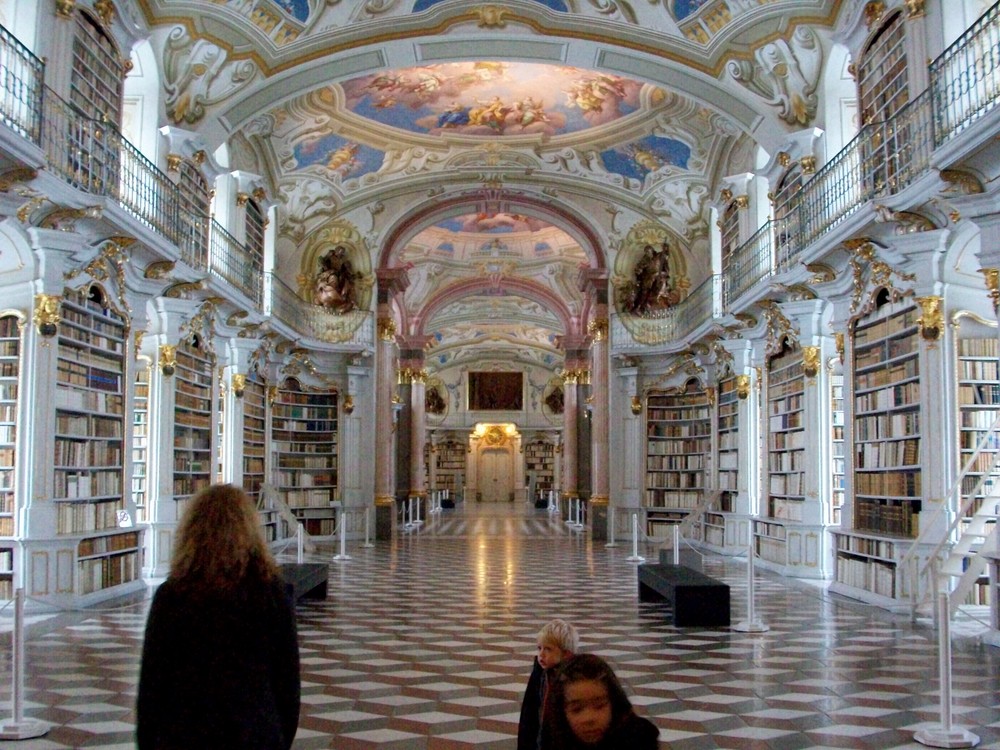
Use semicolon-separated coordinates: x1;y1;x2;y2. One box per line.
177;160;211;269
857;11;908;124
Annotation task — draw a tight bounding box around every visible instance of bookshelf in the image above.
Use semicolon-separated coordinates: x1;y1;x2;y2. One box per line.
131;363;149;524
55;285;141;600
272;380;339;537
435;440;466;496
173;335;213;513
644;380;710;536
766;345;805;524
830;295;921;605
830;373;845;526
0;314;19;599
717;375;739;514
242;373;267;506
524;439;554;502
852;296;921;537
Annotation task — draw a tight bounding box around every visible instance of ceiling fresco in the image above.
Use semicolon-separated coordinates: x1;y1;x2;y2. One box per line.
340;63;643;138
134;0;844;373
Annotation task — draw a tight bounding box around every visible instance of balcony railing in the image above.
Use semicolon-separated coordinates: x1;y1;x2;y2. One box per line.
208;221;263;308
932;0;1000;145
266;272;374;346
0;25;41;143
0;3;997;349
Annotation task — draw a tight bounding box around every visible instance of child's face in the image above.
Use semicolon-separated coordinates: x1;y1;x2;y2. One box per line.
564;678;613;745
537;640;569;670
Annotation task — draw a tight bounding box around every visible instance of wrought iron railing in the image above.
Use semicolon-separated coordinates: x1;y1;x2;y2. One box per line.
266;272;374;347
0;25;41;143
724;221;775;309
209;221;262;308
931;0;1000;145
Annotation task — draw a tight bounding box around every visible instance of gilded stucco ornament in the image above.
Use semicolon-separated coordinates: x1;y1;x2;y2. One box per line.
477;5;510;28
979;268;1000;314
159;344;177;376
64;239;132;315
847;241;916;315
378;317;397;342
759;299;799;356
736;374;751;399
802;346;820;378
916;295;943;341
587;317;608;342
33;294;60;337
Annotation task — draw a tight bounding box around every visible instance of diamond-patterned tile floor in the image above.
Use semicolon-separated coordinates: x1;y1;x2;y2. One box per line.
0;501;998;749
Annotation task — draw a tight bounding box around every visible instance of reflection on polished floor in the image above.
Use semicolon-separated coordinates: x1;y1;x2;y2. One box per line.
1;499;999;749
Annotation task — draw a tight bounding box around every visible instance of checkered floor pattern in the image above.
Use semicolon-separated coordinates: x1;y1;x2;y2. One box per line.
0;501;998;749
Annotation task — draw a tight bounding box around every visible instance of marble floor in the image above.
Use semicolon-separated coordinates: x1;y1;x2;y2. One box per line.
0;500;998;749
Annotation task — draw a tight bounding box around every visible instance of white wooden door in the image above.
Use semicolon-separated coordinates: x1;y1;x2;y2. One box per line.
479;448;513;502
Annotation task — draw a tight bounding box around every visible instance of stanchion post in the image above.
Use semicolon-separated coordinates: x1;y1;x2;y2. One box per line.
334;509;351;561
733;538;768;633
914;591;980;748
626;512;645;563
0;588;49;739
362;506;374;548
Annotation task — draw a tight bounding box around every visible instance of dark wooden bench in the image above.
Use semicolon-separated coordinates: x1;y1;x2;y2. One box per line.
638;563;730;627
280;562;329;602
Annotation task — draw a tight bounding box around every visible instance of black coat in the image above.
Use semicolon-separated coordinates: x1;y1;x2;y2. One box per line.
136;575;301;750
517;657;546;750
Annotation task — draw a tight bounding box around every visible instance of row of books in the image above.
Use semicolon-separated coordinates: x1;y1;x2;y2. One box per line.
55;497;125;534
78;550;140;596
647;438;709;455
646;454;704;471
78;530;140;558
54;470;121;500
855;470;921;498
855;438;919;468
854;411;920;440
54;439;122;467
646;407;710;421
854;381;920;413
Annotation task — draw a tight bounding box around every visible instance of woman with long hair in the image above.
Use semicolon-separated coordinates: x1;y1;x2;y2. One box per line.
542;653;660;749
136;484;301;749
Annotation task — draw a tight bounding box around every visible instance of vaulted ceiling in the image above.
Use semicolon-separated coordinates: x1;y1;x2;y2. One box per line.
132;0;846;371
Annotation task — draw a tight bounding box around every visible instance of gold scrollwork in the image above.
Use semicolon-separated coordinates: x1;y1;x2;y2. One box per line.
231;373;246;398
980;268;1000;314
736;374;751;399
33;293;60;337
587;317;609;342
916;295;943;341
378;317;396;342
159;344;177;376
802;346;820;378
